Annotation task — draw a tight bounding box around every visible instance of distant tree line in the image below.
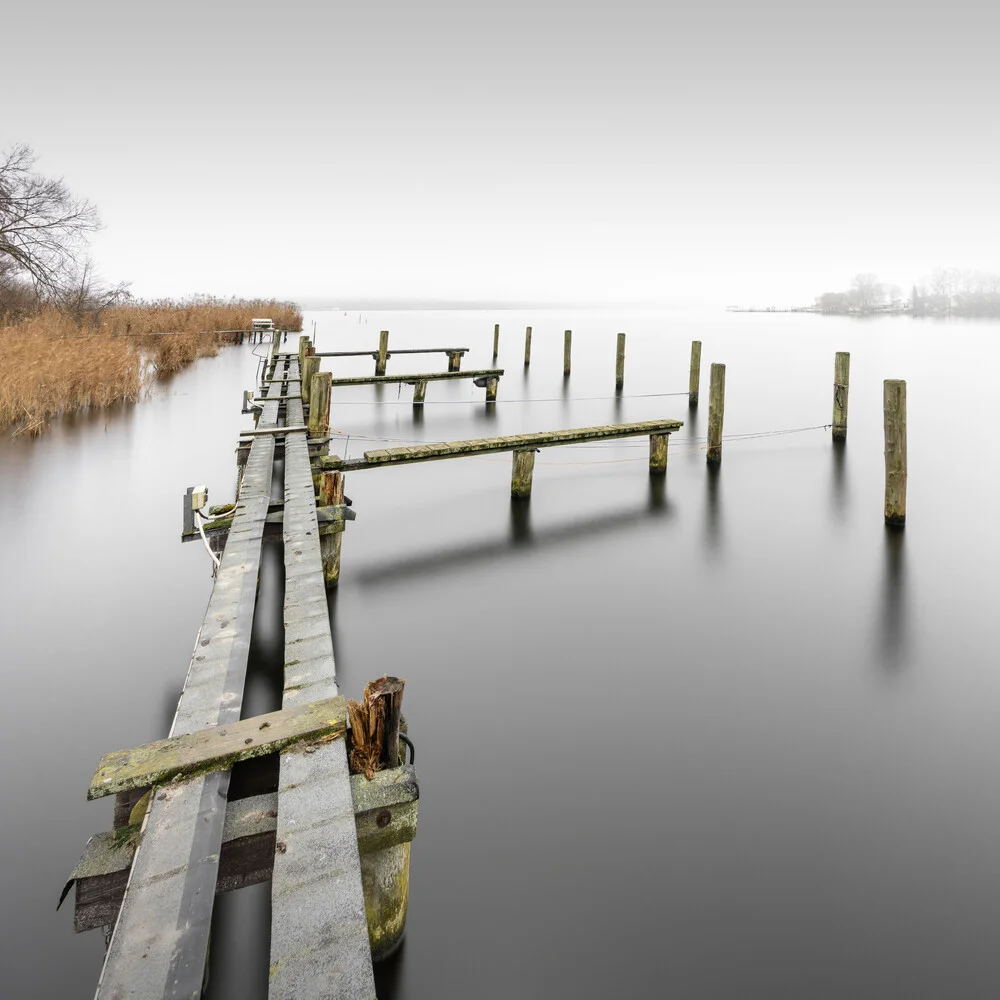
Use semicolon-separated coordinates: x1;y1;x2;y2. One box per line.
815;269;1000;317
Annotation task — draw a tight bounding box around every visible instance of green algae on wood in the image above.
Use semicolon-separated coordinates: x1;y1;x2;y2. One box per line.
88;695;347;799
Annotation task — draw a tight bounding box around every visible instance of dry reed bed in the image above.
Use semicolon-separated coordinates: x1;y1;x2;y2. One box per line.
0;299;302;435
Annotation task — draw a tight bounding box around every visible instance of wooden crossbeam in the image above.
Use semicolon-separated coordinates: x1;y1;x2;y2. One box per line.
88;698;346;800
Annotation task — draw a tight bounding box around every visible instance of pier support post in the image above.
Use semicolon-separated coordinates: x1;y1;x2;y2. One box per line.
376;330;389;376
485;376;499;402
833;352;850;441
412;380;428;405
707;363;725;463
563;330;572;376
883;380;907;526
689;341;702;406
493;323;500;358
302;354;320;407
649;434;668;474
297;335;310;372
616;333;626;389
308;371;332;438
511;449;536;498
523;326;532;367
447;351;462;372
319;471;345;585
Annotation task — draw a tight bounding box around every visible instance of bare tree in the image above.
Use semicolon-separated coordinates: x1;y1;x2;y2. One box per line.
0;144;100;294
849;273;883;313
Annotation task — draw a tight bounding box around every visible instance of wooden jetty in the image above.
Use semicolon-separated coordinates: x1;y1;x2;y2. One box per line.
265;367;505;404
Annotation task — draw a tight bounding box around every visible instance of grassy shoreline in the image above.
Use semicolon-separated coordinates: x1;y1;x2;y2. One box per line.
0;298;301;435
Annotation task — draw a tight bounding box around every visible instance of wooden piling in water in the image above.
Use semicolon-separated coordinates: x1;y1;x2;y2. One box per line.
689;341;702;406
298;335;310;372
833;352;850;441
883;380;907;526
302;355;320;406
309;371;332;438
412;380;428;405
447;350;462;372
649;434;668;474
376;330;389;376
485;376;499;402
707;363;725;463
563;330;572;376
511;449;536;498
319;471;346;584
615;333;626;389
524;327;532;367
493;324;500;358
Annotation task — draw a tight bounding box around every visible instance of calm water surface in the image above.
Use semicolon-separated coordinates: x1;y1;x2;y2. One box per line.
2;309;998;998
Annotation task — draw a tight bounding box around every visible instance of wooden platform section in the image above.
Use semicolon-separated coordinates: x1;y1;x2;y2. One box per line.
313;346;468;358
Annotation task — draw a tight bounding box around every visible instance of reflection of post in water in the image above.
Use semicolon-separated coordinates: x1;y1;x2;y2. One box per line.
704;462;722;551
648;473;666;512
509;497;532;546
880;526;908;670
613;385;623;420
411;403;424;428
830;438;848;519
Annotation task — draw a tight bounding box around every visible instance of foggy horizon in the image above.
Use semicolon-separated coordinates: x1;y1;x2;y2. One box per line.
6;1;999;307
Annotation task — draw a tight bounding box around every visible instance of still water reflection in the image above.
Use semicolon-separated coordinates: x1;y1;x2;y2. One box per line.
1;310;998;999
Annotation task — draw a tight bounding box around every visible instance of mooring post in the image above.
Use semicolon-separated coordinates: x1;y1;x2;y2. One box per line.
511;448;536;498
412;380;428;405
707;362;726;463
302;354;320;407
308;371;332;438
649;434;668;474
833;352;850;441
297;335;310;372
883;380;907;526
615;333;626;389
376;330;389;376
493;323;500;358
563;330;572;376
447;351;462;372
319;471;346;585
485;376;499;402
523;326;532;367
689;340;702;406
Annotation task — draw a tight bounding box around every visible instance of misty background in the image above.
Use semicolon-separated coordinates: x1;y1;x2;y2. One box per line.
5;0;999;306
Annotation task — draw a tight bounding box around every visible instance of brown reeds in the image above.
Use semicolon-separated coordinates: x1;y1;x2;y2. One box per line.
0;297;302;435
347;677;405;780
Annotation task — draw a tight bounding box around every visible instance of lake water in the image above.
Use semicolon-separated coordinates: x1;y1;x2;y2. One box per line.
2;309;998;999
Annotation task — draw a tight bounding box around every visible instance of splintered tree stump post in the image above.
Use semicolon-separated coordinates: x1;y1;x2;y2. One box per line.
447;351;462;372
319;471;345;584
511;448;536;498
523;326;532;367
412;380;428;405
563;330;572;375
689;340;702;406
308;371;332;438
376;330;389;376
884;380;907;526
493;323;500;358
302;355;320;407
347;677;406;778
616;333;626;389
833;352;850;441
707;362;725;463
649;434;668;474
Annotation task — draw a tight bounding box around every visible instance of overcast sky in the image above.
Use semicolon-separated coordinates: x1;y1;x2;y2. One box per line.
5;1;999;305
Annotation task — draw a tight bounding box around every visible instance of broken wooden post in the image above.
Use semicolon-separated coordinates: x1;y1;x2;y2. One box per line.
412;380;428;405
707;363;725;463
511;449;536;498
319;471;346;584
615;333;626;389
883;380;907;526
523;326;532;367
833;352;850;441
376;330;389;376
447;351;462;372
308;371;332;438
297;335;309;372
649;434;668;474
689;340;702;406
563;330;572;376
485;376;499;402
347;677;405;777
302;354;320;407
493;323;500;358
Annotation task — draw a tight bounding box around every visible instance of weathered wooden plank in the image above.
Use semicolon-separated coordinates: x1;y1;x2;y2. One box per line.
264;367;501;386
314;346;468;357
269;374;376;998
88;696;347;799
94;365;284;1000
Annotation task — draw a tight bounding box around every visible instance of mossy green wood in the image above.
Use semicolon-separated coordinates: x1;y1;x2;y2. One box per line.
323;368;503;386
689;340;702;405
88;696;347;799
